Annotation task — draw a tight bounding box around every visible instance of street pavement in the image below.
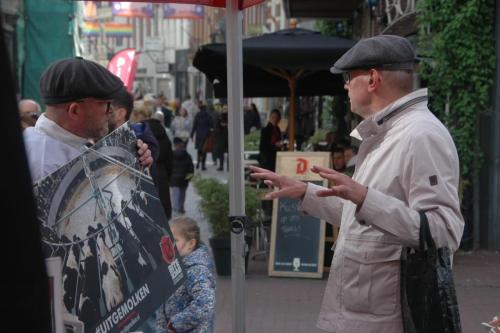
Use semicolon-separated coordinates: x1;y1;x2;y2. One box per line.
184;147;500;333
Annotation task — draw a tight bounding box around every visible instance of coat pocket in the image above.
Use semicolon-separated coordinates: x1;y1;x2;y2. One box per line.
342;240;401;315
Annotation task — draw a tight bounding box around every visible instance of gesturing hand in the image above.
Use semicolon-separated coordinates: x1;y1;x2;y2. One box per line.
249;166;307;200
488;315;500;333
311;165;368;206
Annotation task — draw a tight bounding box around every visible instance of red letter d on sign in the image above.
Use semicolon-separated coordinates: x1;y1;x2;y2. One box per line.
296;158;308;175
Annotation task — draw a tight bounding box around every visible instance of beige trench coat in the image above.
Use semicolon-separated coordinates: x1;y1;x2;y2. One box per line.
300;89;464;333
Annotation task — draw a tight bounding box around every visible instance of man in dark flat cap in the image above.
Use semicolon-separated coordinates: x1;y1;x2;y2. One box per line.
251;35;463;332
23;57;153;182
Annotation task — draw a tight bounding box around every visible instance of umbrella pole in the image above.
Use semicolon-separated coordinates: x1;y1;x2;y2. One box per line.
226;1;246;333
287;77;297;151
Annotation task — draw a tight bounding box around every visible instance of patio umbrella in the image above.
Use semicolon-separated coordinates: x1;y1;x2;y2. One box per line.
193;28;356;150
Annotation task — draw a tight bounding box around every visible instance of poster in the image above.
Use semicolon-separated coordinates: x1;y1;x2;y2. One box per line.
34;124;184;333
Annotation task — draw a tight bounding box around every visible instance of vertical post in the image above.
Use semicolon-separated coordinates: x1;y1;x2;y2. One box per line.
225;1;246;332
287;77;296;151
489;0;500;250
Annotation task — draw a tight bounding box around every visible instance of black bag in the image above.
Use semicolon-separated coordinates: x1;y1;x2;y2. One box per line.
400;211;462;333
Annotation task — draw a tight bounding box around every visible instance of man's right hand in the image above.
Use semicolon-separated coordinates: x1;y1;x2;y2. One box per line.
249;166;307;200
489;316;500;333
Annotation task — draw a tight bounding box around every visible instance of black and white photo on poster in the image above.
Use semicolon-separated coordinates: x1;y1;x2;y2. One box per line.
34;123;185;333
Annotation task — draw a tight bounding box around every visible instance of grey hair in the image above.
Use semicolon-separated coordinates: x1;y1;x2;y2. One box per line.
380;70;414;93
19;99;41;113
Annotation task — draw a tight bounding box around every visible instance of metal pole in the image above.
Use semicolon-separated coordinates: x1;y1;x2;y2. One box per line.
225;1;246;332
287;77;296;151
489;0;500;250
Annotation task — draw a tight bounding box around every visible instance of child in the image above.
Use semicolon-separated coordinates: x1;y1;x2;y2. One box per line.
156;217;216;333
170;137;194;216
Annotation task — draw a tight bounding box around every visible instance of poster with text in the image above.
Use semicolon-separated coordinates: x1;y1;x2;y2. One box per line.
34;123;185;333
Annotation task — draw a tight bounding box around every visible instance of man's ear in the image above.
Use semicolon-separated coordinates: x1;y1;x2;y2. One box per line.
367;69;381;92
67;102;80;119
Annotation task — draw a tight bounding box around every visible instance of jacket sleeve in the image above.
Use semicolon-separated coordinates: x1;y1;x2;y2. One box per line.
170;265;215;332
355;129;464;251
299;182;344;226
155;304;169;333
259;125;272;160
190;115;198;138
165;136;174;180
187;155;194;175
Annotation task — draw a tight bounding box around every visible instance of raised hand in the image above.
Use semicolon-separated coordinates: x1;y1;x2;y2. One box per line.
311;165;367;206
249;166;307;200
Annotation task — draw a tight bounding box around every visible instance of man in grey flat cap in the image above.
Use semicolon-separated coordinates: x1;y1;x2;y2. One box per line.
23;57;153;183
251;35;464;333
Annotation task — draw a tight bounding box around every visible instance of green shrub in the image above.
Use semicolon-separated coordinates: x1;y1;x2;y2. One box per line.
192;176;263;238
244;129;261;151
307;128;330;146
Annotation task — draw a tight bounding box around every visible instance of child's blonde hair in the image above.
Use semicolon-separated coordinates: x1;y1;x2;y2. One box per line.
169;217;201;248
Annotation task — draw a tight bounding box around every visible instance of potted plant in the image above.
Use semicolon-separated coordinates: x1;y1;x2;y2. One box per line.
306;128;330;151
193;176;262;275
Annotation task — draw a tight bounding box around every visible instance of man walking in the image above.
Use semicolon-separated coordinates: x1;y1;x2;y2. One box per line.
251;35;464;333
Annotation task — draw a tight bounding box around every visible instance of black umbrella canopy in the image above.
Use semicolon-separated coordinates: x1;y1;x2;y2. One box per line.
193;28;356;98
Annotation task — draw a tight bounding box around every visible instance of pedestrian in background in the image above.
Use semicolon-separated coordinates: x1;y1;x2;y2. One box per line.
170;137;194;216
190;104;213;171
156;217;216;333
146;115;174;220
171;107;192;147
18;99;41;131
213;107;228;171
251;35;464;333
258;108;283;172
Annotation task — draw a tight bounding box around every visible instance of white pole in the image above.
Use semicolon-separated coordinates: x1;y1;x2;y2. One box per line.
225;0;246;333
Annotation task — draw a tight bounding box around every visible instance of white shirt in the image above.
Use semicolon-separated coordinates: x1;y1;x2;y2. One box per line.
23;114;88;183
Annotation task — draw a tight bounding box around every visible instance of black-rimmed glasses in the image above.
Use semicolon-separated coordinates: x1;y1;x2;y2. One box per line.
342;72;351;84
73;100;112;113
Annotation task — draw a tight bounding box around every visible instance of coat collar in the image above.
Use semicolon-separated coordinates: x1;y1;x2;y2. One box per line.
351;88;428;141
35;114;88;149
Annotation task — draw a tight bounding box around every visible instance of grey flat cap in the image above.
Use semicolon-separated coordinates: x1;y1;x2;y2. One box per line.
40;57;124;105
330;35;416;74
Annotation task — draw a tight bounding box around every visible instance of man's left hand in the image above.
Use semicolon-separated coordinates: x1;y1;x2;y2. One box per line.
137;139;153;167
311;165;368;206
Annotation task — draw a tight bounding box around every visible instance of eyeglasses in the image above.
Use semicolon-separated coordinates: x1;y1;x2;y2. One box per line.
342;72;351;84
73;99;112;113
342;69;380;85
25;112;40;119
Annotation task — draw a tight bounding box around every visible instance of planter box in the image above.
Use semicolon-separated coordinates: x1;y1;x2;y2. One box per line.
209;236;252;276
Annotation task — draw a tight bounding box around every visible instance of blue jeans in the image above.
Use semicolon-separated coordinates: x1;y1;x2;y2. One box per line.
170;186;187;215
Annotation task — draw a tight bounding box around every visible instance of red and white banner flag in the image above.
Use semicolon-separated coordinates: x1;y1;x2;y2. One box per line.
107;48;140;92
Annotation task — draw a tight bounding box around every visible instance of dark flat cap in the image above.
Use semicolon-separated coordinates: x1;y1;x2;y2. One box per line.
330;35;416;74
40;57;124;105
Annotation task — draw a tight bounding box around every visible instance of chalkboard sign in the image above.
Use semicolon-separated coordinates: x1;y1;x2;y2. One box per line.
268;152;330;278
269;195;325;278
